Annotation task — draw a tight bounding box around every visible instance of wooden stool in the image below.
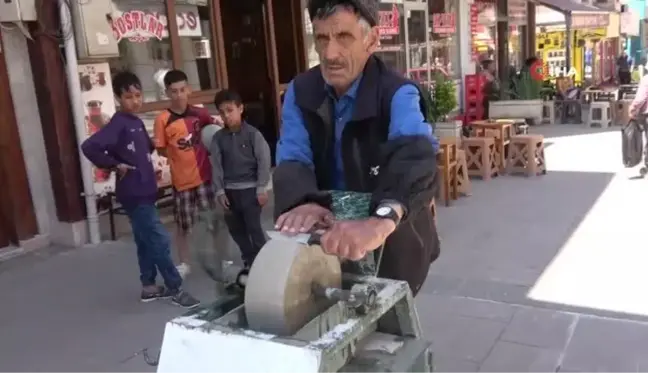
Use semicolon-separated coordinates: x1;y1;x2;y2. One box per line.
507;134;547;176
542;101;555;125
461;137;498;180
584;101;612;128
436;143;459;206
456;149;472;196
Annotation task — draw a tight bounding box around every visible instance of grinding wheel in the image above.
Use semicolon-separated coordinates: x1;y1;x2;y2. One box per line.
244;237;342;336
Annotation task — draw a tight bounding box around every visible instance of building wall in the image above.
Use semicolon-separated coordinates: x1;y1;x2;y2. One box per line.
1;28;86;251
626;0;646;62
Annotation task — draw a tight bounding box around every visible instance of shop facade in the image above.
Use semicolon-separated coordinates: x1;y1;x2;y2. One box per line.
0;0;538;251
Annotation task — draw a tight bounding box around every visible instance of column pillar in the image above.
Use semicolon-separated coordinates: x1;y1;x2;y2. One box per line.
0;31;38;246
496;0;510;95
526;2;536;58
458;0;476;111
26;1;85;224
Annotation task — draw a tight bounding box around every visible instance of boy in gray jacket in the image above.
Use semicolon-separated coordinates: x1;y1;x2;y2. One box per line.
210;90;272;268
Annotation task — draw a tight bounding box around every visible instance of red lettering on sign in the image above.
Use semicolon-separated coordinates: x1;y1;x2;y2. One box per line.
110;10;165;42
186;12;197;30
110;9;199;42
378;5;399;36
147;16;157;35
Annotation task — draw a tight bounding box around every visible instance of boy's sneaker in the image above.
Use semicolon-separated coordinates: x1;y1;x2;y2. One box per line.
140;286;166;302
176;263;191;279
164;289;200;308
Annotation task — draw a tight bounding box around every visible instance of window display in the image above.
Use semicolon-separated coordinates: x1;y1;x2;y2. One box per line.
429;0;459;79
108;0;219;103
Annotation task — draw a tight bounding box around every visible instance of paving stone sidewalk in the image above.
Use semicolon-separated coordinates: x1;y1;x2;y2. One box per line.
2;125;648;372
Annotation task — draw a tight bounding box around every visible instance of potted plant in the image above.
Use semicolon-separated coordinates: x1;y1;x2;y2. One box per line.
489;70;544;124
422;74;460;138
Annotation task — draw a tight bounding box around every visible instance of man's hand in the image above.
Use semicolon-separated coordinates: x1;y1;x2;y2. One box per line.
217;194;230;210
115;163;135;180
320;218;396;261
275;203;333;235
257;192;268;207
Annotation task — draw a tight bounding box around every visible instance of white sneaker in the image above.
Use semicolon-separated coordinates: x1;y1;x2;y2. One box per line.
176;263;191;279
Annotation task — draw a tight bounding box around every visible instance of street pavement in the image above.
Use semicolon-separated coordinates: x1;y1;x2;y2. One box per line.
2;124;648;372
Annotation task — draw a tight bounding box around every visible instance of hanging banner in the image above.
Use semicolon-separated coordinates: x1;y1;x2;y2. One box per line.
470;4;480;61
110;3;202;43
378;4;400;36
432;13;456;34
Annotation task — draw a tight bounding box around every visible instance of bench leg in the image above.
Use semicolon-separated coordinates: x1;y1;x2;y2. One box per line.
109;203;116;241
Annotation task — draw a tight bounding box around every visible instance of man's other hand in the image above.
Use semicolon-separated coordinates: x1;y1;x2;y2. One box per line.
320;218;396;261
275;203;333;235
257;192;269;207
217;194;230;210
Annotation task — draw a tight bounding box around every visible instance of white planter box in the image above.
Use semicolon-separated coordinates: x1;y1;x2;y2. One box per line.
435;120;462;139
489;100;543;124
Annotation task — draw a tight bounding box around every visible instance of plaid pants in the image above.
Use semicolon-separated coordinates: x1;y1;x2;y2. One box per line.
173;183;217;231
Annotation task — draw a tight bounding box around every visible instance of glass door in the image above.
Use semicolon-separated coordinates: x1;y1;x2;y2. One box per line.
404;1;431;88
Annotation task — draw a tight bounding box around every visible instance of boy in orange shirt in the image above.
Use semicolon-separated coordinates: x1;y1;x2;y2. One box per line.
153;70;218;278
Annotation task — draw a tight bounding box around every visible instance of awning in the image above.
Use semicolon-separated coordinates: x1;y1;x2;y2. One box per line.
531;0;609;15
532;0;612;28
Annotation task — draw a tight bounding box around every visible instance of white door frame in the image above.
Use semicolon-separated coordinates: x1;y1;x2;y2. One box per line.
403;1;431;84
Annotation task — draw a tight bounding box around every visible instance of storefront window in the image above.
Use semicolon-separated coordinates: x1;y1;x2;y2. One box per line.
375;3;407;74
429;0;459;79
108;0;219;103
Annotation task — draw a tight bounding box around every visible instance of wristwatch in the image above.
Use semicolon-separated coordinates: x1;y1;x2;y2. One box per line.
372;204;402;226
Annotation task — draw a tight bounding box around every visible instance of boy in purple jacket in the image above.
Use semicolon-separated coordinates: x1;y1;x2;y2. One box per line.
81;71;199;308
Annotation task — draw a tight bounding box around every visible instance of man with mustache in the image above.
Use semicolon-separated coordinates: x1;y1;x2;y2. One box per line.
273;0;440;296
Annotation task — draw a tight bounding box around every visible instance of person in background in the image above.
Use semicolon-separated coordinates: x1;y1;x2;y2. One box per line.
629;65;648;162
210;90;272;268
618;51;632;85
556;72;574;99
81;71;200;308
153;69;217;279
481;59;500;120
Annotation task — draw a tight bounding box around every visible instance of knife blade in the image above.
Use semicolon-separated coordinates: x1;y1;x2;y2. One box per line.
266;230;322;245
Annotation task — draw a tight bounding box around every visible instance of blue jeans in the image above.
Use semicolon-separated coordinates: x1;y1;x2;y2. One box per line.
125;204;182;291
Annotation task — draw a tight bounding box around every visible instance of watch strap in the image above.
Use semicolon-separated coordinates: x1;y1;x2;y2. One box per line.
372;204;401;226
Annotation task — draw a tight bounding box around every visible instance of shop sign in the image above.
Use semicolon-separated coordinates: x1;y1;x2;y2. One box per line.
110;5;202;43
470;4;480;61
578;28;606;38
378;5;400;36
621;10;640;36
571;14;609;29
508;0;527;26
547;66;578;78
432;13;456;34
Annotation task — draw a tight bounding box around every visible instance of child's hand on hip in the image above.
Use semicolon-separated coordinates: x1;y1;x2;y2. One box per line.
116;163;135;179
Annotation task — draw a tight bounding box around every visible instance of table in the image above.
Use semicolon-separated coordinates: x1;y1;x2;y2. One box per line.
436;137;459;206
468;120;514;172
583;88;618;103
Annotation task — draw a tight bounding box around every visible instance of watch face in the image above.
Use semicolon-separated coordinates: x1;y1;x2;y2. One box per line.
376;206;392;216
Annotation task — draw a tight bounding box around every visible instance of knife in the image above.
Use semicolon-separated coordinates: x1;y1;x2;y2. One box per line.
266;230;322;245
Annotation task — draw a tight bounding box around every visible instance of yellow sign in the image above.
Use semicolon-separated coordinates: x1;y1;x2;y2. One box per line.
535;28;607;83
576;28;606;40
